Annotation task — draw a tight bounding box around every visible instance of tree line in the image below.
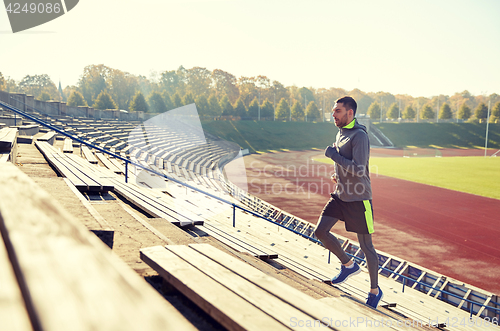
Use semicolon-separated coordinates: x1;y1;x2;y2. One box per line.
367;99;500;123
1;66;499;122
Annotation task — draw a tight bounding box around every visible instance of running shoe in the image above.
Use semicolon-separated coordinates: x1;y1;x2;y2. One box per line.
331;262;361;284
366;286;384;309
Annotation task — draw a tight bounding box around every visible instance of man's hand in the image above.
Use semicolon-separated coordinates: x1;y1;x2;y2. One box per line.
330;173;338;183
325;145;338;159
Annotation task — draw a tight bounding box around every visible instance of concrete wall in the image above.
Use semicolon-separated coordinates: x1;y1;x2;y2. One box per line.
0;116;21;126
0;90;154;122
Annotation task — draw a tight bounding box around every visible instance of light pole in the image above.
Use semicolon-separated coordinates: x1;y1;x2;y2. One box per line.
398;99;401;120
273;92;275;121
436;96;439;123
485;100;491;157
379;105;382;123
417;100;419;123
258;88;261;121
304;95;307;122
322;93;325;122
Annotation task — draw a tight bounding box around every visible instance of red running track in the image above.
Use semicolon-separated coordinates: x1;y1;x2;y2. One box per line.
372;175;500;294
231;149;500;294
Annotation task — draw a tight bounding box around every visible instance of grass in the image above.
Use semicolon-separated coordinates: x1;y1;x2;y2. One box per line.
201;120;500;153
373;122;500;149
201;120;338;153
315;156;500;199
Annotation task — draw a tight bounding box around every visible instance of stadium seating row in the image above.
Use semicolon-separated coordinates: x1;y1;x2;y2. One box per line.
0;163;197;331
4;107;498;326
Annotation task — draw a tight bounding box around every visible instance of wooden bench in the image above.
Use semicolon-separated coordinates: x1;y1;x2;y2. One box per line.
36;131;57;145
201;222;278;259
95;152;123;174
141;244;386;331
108;156;125;173
110;175;203;227
0;127;18;151
36;141;113;193
0;163;197;331
62;138;73;153
53;152;203;228
0;127;18;163
17;124;39;136
81;145;98;164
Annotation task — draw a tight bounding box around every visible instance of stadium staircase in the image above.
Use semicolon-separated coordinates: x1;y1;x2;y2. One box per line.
1;97;499;330
369;125;394;147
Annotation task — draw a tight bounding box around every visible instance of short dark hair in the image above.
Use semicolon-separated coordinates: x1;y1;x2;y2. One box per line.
336;96;357;115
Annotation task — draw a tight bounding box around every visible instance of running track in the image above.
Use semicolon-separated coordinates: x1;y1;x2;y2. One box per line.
230;149;500;294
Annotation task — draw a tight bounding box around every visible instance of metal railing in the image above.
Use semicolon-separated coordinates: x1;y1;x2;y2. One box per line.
1;98;499;320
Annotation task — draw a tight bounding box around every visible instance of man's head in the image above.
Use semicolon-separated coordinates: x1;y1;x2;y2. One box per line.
332;96;357;128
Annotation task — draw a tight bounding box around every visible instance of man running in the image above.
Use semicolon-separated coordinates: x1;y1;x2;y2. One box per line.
314;96;383;309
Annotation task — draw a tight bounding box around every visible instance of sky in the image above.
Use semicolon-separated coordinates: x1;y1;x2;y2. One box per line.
0;0;499;98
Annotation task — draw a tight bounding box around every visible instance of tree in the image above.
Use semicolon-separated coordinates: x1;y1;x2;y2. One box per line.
208;94;221;116
387;103;399;119
271;80;289;105
367;102;381;120
233;97;247;118
212;69;239;102
291;101;304;121
275;98;290;120
350;90;373;115
160;69;184;96
475;102;488;120
106;68;140;109
78;64;111;106
255;75;271;101
129;92;149;112
439;103;453;120
247;97;259;118
161;91;174;110
172;92;183;108
182;92;195;105
3;77;17;93
67;91;88;107
220;95;234;116
491;102;500;119
261;98;274;119
237;76;258;106
298;87;315;106
195;94;210;116
420;104;435;120
185;67;212;96
402;105;415;119
39;92;51;101
92;90;118;110
0;72;5;90
148;91;167;113
457;103;471;120
306;101;321;121
18;74;58;99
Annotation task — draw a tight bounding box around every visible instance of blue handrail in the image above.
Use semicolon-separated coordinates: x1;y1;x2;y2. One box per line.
1;98;498;318
0;99;234;205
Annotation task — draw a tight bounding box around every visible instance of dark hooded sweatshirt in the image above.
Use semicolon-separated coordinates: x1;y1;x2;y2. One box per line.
325;118;372;202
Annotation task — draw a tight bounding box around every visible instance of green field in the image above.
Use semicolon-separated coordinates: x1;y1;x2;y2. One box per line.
315;156;500;199
374;122;500;149
201;120;337;153
201;120;500;153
